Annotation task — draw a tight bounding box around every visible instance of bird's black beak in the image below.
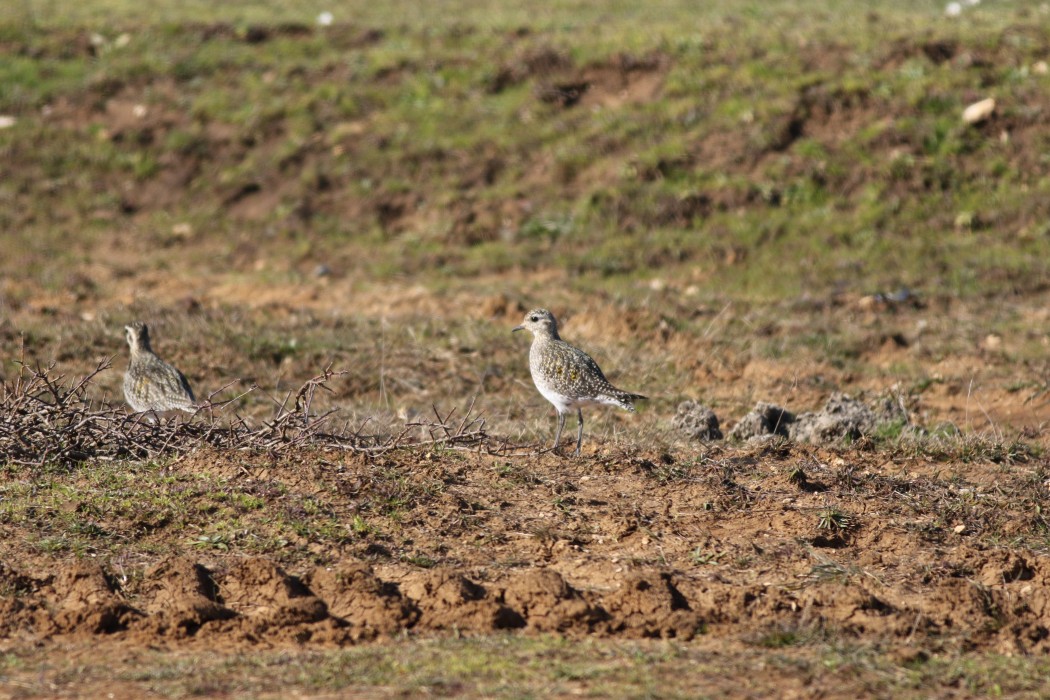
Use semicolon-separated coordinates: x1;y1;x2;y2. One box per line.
512;324;524;333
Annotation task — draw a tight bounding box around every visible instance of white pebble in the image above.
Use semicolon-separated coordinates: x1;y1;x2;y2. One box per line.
962;97;995;124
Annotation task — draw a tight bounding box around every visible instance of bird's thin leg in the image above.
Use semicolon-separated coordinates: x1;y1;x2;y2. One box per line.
573;408;583;457
552;412;566;454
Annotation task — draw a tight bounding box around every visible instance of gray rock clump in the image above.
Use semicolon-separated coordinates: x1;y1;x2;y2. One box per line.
790;392;909;445
725;393;911;445
672;400;723;441
727;402;795;442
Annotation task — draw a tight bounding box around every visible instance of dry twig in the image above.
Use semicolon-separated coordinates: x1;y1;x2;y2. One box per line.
0;363;511;468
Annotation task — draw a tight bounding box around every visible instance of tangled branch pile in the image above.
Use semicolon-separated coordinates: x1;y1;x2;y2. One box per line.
0;360;500;468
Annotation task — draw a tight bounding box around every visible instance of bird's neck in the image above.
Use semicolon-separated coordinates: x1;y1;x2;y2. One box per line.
534;329;559;345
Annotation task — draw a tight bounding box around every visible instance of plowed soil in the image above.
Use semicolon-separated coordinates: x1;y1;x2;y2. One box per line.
3;444;1048;660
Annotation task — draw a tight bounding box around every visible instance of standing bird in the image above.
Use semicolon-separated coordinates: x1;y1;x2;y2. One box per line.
513;308;646;456
123;321;197;416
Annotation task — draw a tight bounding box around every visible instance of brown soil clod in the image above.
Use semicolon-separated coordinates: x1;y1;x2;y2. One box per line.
46;562;142;636
217;557;329;625
136;556;235;637
402;569;525;632
600;573;701;640
303;563;419;637
501;568;609;633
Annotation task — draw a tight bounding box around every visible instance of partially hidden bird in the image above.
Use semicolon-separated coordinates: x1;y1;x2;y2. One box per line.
123;321;197;416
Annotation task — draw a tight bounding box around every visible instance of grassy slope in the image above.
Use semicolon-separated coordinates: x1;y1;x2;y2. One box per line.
2;0;1049;302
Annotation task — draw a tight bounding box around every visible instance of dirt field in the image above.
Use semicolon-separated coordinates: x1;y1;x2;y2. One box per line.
3;1;1050;697
4;430;1050;696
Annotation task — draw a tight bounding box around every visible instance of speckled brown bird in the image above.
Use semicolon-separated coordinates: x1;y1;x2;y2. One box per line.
513;308;645;456
123;321;197;416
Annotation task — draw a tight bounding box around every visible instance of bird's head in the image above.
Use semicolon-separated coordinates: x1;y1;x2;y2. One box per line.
512;308;559;339
124;321;151;352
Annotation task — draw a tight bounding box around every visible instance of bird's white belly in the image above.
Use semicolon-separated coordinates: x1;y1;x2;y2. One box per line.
534;380;600;413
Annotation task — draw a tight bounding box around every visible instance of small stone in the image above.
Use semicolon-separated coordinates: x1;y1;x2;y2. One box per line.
954;211;976;230
857;295;880;311
982;333;1002;351
962;98;995;125
886;288;915;304
945;2;962;16
0;116;16;129
953;524;966;534
1034;61;1049;75
133;104;147;119
317;11;334;26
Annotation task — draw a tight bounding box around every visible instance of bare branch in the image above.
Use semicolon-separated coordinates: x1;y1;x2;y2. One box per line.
0;364;521;468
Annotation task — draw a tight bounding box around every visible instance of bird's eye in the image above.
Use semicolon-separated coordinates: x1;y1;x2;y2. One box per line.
529;315;538;322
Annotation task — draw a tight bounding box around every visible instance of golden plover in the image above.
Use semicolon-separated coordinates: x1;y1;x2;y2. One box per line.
123;321;197;415
513;308;646;456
